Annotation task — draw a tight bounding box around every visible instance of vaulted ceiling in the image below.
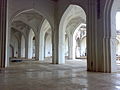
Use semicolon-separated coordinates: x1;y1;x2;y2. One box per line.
11;10;45;35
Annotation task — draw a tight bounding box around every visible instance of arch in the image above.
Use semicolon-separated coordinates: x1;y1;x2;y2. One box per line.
9;9;53;29
6;6;53;67
59;4;87;22
40;19;51;33
59;4;86;63
39;19;51;61
103;0;120;72
72;23;86;59
9;28;22;63
12;20;35;33
110;0;120;38
66;17;86;36
111;0;120;72
11;20;36;36
59;5;86;38
73;23;86;37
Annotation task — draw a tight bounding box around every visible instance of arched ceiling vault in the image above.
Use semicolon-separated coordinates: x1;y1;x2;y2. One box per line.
66;17;86;35
11;10;45;35
11;28;22;43
40;19;51;35
61;5;86;37
11;21;30;32
64;5;86;25
11;26;26;38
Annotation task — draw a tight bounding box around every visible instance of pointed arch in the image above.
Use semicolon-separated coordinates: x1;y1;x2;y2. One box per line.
59;4;86;63
9;9;53;29
39;19;52;61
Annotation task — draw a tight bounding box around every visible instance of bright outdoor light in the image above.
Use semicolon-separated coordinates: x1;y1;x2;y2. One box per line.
116;12;120;30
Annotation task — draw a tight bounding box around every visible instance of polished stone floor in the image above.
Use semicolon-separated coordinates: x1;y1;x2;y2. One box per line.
0;59;120;90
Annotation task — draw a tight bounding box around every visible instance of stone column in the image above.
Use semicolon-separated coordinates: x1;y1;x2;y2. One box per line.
87;0;100;72
87;0;104;72
39;32;45;61
28;40;32;59
103;0;117;72
52;27;59;64
25;35;29;59
87;0;117;73
18;39;21;58
68;34;74;59
0;0;7;68
5;25;11;67
52;4;60;64
35;34;39;60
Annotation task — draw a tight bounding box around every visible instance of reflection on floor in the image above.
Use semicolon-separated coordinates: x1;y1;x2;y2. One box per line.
116;60;120;70
0;59;120;90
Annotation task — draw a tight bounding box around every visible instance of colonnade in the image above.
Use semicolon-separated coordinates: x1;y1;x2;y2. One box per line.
0;0;120;73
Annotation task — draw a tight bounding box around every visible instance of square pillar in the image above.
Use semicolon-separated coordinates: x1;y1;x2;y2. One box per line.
35;34;39;60
0;0;7;68
87;0;117;73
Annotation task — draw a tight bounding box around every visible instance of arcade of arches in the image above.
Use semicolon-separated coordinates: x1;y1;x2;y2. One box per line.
1;0;120;89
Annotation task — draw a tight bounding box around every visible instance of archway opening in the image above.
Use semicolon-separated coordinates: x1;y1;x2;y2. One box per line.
73;24;87;59
28;29;35;59
59;4;87;69
110;0;120;72
7;9;50;67
44;29;52;62
116;12;120;70
39;19;52;63
9;28;25;65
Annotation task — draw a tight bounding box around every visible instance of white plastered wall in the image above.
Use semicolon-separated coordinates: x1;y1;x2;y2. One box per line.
110;0;120;72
